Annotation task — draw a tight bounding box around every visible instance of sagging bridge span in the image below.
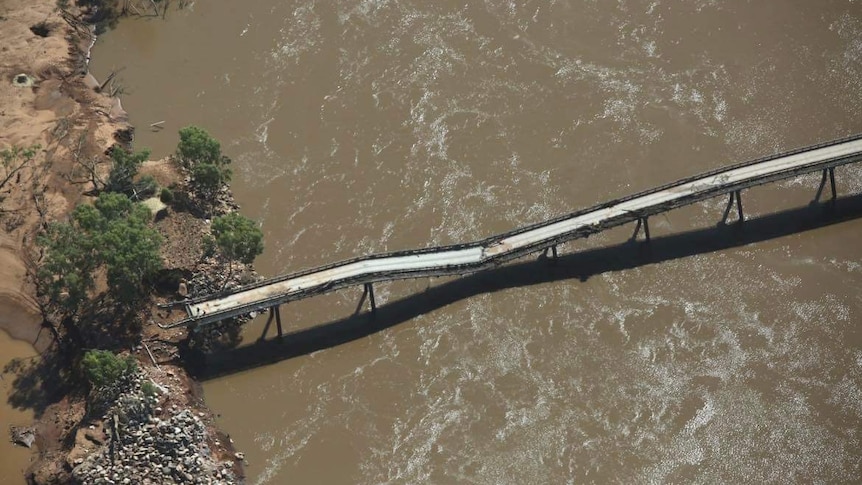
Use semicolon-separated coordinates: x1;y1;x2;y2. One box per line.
159;135;862;334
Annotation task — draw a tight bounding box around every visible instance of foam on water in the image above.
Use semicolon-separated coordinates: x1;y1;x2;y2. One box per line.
110;1;862;482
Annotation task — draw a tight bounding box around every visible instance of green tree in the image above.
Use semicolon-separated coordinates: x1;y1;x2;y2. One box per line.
211;213;263;288
96;196;163;302
104;147;151;196
37;222;96;315
38;193;163;314
191;162;230;200
176;125;221;167
81;349;137;388
175;126;232;204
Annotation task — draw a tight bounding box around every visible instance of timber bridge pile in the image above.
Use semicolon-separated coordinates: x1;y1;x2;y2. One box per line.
160;135;862;333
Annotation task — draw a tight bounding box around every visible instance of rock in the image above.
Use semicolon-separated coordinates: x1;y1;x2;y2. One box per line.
85;430;104;445
178;281;189;297
9;426;36;448
234;452;245;461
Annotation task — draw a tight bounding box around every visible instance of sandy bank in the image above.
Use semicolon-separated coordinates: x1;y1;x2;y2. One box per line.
0;0;129;348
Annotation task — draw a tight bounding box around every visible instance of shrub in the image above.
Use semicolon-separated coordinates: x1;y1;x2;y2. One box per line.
134;175;158;199
159;187;174;204
105;147;150;196
81;350;137;388
201;235;217;258
141;380;158;398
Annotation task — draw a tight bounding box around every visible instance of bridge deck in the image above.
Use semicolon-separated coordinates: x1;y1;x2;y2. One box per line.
163;135;862;329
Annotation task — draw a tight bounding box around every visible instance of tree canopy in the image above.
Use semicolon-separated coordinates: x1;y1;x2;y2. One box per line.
211;213;264;265
104;147;151;196
176;125;221;167
81;349;137;389
38;192;163;314
191;160;230;200
176;126;231;204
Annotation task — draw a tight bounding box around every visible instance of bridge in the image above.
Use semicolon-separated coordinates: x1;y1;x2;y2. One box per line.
159;134;862;334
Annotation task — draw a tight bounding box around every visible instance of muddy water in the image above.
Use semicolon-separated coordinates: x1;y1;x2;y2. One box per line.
0;330;38;485
93;1;862;482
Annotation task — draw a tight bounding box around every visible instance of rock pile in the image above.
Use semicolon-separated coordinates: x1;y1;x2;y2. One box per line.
72;375;238;485
186;256;260;300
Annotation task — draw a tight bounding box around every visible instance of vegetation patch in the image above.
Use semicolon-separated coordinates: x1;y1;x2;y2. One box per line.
80;349;137;389
29;21;51;37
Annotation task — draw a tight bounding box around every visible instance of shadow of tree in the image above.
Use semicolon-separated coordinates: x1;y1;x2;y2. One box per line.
3;348;80;418
5;293;147;415
189;194;862;380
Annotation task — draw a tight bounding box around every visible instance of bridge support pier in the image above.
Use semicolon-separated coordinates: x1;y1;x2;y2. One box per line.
815;168;838;204
259;308;274;340
274;306;284;337
632;217;651;242
722;191;744;224
364;283;377;313
735;190;744;223
258;305;285;340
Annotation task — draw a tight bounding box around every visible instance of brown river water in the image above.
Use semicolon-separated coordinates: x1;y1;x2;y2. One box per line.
90;1;862;483
1;330;37;485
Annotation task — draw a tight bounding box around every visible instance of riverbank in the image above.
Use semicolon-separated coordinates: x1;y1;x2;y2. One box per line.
0;1;247;483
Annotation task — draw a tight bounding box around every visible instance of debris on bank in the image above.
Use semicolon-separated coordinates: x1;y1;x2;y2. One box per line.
10;425;36;448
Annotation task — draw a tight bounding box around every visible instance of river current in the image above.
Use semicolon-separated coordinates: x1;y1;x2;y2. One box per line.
92;1;862;483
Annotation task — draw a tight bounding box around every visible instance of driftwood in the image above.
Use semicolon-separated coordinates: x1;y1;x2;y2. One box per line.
142;341;160;368
98;71;117;92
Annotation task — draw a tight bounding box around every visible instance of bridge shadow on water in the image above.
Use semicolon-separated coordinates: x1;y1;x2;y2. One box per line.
192;194;862;380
